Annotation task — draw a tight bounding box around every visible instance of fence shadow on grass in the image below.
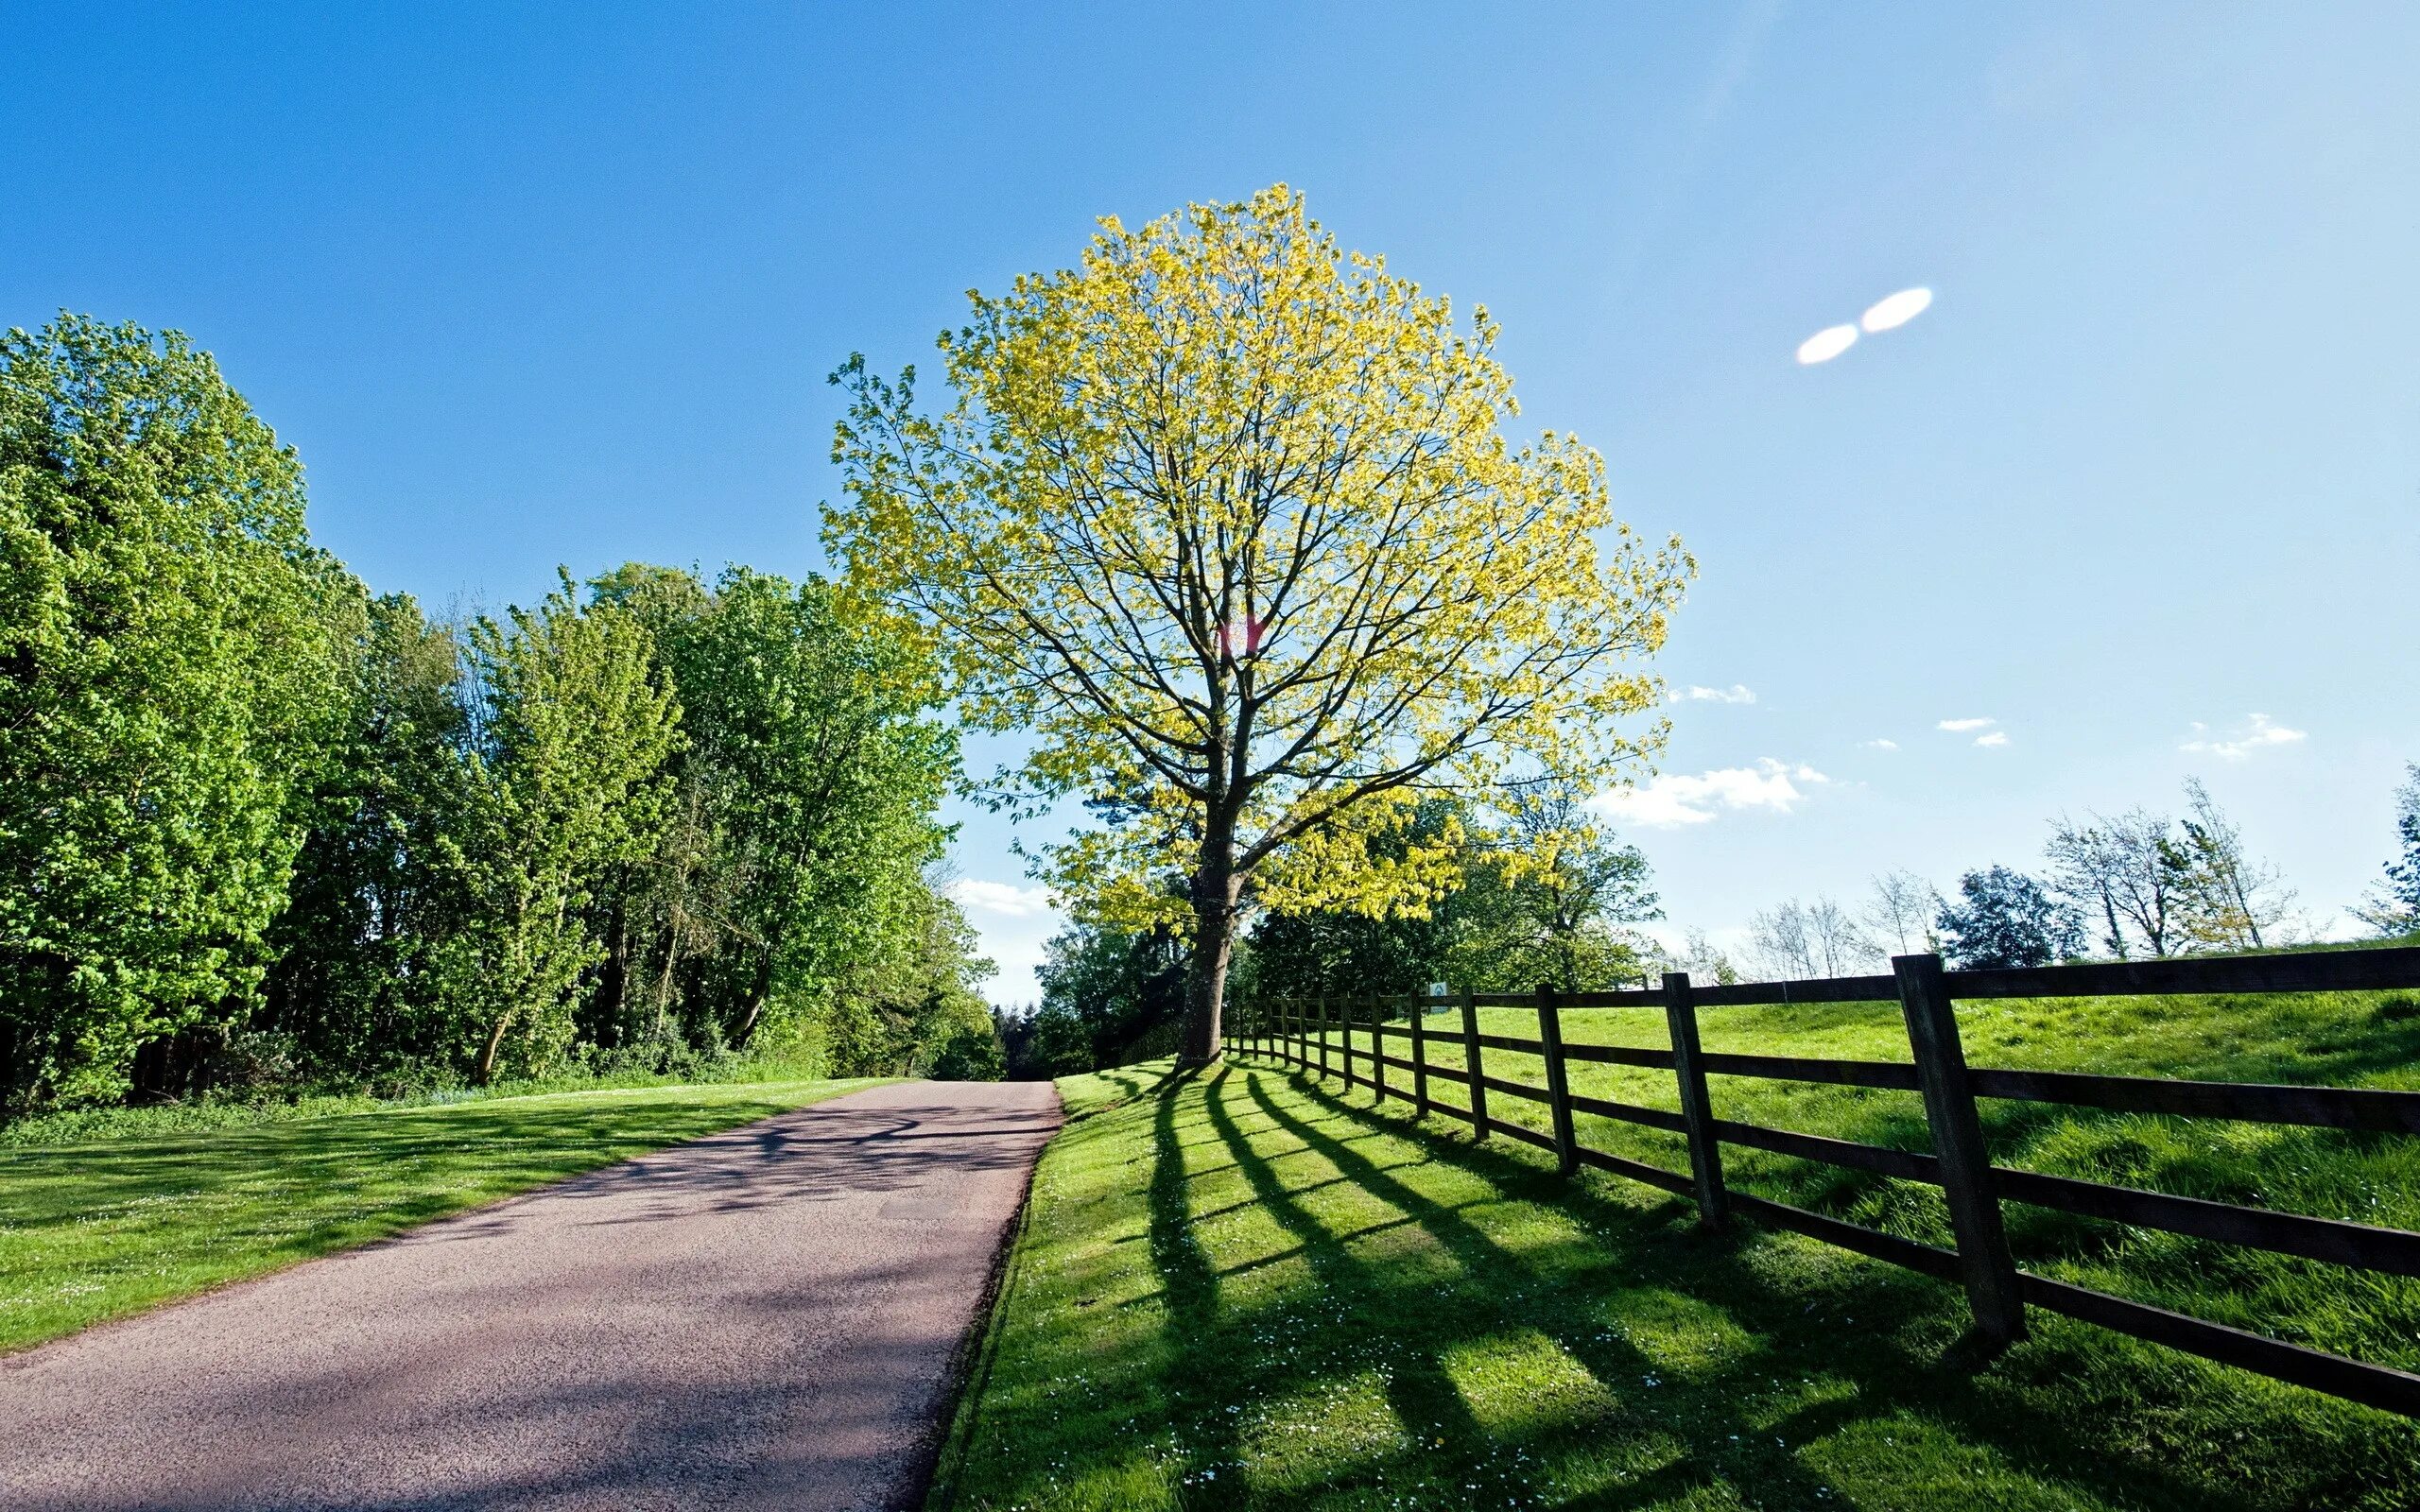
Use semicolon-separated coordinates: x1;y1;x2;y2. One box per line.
1135;1060;2314;1511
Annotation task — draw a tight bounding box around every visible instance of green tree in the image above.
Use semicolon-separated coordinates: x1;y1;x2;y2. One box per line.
653;568;958;1055
451;577;680;1082
262;594;476;1081
824;876;997;1076
1026;916;1188;1074
1448;782;1660;991
0;316;361;1107
829;186;1688;1063
2355;764;2420;936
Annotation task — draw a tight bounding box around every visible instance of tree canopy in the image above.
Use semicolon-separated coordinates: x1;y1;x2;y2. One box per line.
1937;866;2083;971
828;185;1688;1059
0;317;361;1105
0;316;994;1114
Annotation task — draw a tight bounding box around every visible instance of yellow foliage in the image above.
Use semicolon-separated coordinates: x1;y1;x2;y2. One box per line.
826;185;1690;952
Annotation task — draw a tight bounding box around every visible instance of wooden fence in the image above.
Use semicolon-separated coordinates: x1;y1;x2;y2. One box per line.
1224;947;2420;1419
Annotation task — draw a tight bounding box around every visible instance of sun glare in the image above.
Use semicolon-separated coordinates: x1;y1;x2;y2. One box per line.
1860;286;1933;332
1795;323;1858;364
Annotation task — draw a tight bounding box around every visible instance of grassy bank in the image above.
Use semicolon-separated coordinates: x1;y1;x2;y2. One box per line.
1354;987;2420;1375
939;1049;2418;1511
0;1075;884;1352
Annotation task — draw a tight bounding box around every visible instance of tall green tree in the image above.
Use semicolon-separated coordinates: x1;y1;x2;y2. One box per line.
451;577;680;1082
658;569;958;1057
0;317;361;1107
261;593;476;1081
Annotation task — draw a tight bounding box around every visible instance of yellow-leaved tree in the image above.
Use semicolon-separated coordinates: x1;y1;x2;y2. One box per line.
827;186;1690;1063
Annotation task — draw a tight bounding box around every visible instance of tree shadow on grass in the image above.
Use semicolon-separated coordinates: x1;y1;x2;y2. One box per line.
1146;1057;2313;1512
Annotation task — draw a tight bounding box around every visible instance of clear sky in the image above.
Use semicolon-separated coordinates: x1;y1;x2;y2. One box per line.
7;3;2414;1001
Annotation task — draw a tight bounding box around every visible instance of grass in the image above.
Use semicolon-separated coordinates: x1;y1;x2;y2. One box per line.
0;1051;836;1148
939;1000;2420;1511
1395;988;2420;1374
0;1074;885;1352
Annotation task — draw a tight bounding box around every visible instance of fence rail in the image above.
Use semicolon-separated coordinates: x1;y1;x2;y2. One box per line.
1225;946;2420;1419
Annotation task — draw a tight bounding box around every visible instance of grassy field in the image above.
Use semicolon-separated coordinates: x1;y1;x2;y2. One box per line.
939;1003;2420;1511
1368;987;2420;1376
0;1075;884;1352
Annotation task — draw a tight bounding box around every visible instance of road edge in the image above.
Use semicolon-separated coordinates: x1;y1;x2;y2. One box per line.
912;1078;1066;1512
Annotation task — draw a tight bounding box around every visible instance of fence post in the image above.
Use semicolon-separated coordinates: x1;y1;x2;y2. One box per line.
1289;1000;1303;1070
1536;984;1580;1178
1461;988;1490;1141
1342;998;1358;1089
1409;991;1432;1119
1662;971;1728;1228
1320;995;1334;1080
1893;952;2026;1347
1372;1001;1389;1102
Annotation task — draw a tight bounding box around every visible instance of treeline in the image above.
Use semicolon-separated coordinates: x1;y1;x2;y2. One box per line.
1004;789;1662;1076
1725;771;2420;981
1;315;996;1114
1009;762;2420;1074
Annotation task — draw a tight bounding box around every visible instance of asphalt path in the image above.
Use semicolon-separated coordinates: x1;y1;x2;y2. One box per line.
0;1079;1063;1511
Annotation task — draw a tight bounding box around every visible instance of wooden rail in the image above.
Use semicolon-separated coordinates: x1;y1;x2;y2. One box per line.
1225;946;2420;1419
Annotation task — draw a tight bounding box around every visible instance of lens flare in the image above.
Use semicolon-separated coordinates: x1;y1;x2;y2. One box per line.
1795;324;1858;364
1860;286;1933;332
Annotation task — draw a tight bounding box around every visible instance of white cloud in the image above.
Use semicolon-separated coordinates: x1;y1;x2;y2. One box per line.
1937;716;1996;732
1862;738;1898;751
1593;758;1829;829
1672;683;1757;705
1796;323;1858;364
947;879;1056;918
1860;286;1934;332
2181;713;2307;762
1973;730;2011;747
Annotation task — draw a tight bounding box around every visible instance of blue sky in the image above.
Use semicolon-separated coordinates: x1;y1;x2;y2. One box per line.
7;3;2415;1000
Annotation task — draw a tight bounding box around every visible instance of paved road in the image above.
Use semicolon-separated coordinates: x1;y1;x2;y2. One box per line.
0;1080;1062;1512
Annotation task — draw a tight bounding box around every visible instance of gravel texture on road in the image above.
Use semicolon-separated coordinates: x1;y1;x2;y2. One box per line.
0;1079;1063;1511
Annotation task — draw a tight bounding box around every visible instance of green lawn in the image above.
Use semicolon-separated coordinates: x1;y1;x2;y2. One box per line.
0;1075;884;1352
1370;988;2420;1376
938;1025;2419;1511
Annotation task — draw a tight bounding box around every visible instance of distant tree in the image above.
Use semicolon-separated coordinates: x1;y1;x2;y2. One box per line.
828;186;1690;1063
1936;866;2084;970
2164;778;2295;952
2046;816;2131;958
2047;807;2191;959
2353;764;2420;937
1748;896;1873;978
1859;870;1942;957
1665;927;1741;986
1459;782;1662;991
1748;901;1815;980
1805;896;1875;975
824;875;997;1076
1024;918;1187;1074
0;316;362;1108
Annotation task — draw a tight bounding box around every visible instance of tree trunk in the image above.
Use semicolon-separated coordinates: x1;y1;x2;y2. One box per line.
476;1012;512;1085
595;895;631;1046
734;947;773;1050
1180;849;1240;1066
